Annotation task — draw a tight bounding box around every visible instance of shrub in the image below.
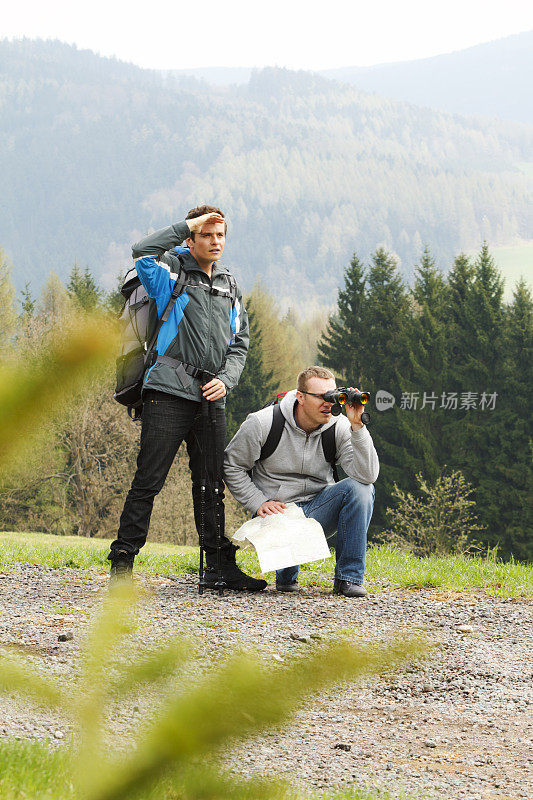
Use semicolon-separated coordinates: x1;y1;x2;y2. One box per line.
382;470;485;556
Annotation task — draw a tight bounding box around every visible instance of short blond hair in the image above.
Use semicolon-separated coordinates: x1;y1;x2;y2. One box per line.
297;366;335;393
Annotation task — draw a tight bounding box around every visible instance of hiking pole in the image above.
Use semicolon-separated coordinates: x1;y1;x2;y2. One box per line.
198;395;210;596
209;400;226;596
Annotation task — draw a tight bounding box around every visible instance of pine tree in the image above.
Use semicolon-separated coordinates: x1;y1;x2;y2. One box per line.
470;243;505;385
446;252;476;388
105;273;126;314
447;245;504;392
360;248;411;528
225;305;276;440
393;247;449;487
361;248;410;387
318;253;366;382
245;285;302;393
485;278;532;559
20;282;36;322
67;264;103;311
38;272;72;326
444;245;509;551
0;249;18;351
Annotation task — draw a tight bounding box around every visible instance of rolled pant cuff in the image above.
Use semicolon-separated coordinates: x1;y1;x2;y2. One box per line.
335;572;365;584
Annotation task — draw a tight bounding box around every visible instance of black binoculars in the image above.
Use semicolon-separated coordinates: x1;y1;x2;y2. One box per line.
323;388;370;406
322;387;371;423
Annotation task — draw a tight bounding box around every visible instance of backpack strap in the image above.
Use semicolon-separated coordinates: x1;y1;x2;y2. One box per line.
321;423;339;483
226;273;237;305
260;404;285;461
259;404;339;482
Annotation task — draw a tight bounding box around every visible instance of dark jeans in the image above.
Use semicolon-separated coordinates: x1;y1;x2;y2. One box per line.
109;391;235;564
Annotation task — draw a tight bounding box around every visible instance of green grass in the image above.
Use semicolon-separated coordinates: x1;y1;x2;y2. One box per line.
0;738;72;800
1;531;531;598
0;530;198;574
0;737;417;800
365;544;532;597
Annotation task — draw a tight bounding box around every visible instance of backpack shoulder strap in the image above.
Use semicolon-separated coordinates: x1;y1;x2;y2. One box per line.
259;403;338;478
226;273;237;305
260;404;285;462
168;257;188;304
321;423;339;482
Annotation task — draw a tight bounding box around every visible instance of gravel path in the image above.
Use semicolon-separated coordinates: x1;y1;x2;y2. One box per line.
0;565;531;800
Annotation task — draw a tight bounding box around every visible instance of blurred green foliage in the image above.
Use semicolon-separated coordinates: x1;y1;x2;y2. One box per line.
0;315;117;469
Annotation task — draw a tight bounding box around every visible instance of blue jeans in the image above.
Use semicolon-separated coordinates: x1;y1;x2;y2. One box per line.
275;479;375;586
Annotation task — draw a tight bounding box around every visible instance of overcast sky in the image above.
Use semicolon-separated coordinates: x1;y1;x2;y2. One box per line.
3;0;533;70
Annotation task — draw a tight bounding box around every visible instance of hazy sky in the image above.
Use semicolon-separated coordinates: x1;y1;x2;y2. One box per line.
3;0;533;70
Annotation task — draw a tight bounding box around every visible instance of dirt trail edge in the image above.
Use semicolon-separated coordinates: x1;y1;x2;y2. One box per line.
0;565;531;800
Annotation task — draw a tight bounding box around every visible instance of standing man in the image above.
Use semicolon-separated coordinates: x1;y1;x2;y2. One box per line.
109;205;266;592
224;367;379;596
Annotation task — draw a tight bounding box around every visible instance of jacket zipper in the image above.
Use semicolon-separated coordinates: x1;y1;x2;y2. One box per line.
203;270;215;372
301;433;309;493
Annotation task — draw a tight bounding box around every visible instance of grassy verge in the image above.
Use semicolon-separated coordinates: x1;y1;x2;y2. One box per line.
1;531;531;598
0;530;197;574
0;738;416;800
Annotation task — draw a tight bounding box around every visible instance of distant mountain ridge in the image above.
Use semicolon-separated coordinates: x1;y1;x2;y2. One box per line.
321;31;533;125
0;38;531;305
169;32;533;125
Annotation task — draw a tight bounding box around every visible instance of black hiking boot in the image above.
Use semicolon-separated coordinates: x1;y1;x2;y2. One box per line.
109;552;134;586
203;563;267;592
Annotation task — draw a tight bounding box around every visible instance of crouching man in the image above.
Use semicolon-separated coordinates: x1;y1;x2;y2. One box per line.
223;366;379;597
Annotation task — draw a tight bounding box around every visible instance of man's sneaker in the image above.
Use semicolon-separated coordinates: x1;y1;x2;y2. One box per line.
203;564;267;592
276;581;299;592
333;578;367;598
109;555;133;585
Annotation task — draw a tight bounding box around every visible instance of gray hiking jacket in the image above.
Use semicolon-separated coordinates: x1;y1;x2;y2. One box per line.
224;390;380;514
133;221;249;404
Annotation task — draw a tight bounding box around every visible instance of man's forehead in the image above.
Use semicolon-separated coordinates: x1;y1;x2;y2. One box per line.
306;376;336;392
198;221;225;234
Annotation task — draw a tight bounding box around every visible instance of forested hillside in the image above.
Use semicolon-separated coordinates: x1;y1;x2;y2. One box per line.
1;38;531;304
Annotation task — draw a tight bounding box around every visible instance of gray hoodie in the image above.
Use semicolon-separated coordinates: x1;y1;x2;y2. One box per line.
223;390;379;514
